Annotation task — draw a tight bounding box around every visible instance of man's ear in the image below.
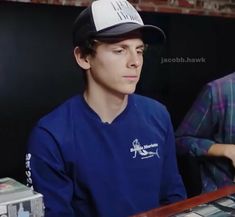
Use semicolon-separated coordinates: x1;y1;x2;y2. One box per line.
74;47;90;70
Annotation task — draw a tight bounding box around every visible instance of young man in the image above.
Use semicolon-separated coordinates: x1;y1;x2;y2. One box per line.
25;0;186;216
176;72;235;193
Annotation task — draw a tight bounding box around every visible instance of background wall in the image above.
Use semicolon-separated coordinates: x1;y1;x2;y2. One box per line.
5;0;235;18
0;1;235;196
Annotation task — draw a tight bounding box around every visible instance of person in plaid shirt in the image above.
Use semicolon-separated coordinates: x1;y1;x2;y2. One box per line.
176;72;235;193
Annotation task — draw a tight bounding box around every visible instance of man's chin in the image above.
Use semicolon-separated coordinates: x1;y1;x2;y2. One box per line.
124;88;136;95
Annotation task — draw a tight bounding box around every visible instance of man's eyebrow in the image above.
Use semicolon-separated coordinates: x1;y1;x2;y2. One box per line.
112;42;145;48
136;44;145;49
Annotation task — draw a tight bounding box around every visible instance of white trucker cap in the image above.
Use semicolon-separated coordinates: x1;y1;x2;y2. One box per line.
73;0;166;46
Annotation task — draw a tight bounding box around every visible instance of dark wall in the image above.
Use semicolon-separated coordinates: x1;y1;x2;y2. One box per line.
0;2;235;188
165;14;235;128
0;2;83;183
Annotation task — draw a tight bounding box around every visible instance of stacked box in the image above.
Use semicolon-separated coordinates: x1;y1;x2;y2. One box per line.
0;177;44;217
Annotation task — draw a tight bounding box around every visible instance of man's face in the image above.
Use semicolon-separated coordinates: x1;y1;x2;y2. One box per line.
86;37;144;97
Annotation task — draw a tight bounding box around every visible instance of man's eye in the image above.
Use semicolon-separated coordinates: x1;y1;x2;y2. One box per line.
137;49;144;55
113;49;124;54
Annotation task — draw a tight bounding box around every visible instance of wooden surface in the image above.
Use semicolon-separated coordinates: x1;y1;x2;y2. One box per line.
131;185;235;217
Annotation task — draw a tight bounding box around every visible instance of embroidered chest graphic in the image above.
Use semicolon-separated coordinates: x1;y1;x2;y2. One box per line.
130;139;160;159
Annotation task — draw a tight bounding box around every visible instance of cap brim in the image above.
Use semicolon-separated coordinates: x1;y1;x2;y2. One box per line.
95;23;166;44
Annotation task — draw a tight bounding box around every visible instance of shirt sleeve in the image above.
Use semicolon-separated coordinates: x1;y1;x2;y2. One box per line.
25;126;75;217
175;84;216;156
160;111;187;205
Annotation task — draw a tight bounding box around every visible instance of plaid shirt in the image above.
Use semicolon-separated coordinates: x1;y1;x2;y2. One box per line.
176;72;235;193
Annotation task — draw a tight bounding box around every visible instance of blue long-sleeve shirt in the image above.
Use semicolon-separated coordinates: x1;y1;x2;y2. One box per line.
26;94;186;217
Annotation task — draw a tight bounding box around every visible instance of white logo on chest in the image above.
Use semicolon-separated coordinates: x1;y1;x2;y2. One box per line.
130;139;160;159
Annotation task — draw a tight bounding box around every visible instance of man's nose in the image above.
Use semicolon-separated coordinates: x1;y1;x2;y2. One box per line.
127;51;142;68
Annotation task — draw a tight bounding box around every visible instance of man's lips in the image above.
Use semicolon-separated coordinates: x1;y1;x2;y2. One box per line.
123;75;138;79
122;76;139;81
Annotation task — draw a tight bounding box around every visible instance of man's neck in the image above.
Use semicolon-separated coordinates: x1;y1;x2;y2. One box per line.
83;90;128;124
